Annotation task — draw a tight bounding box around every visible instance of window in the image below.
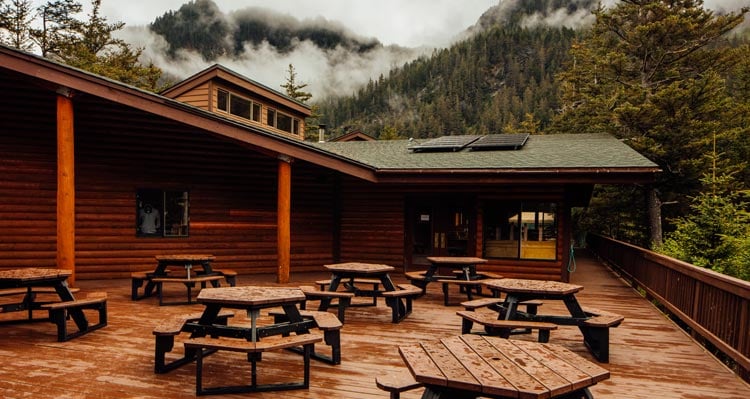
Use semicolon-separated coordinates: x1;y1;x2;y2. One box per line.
217;89;259;121
277;112;292;132
252;103;261;122
483;201;557;260
229;95;252;119
292;118;300;135
136;189;189;237
266;108;276;127
217;89;228;111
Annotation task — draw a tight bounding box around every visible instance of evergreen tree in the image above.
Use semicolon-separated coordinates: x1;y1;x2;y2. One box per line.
54;0;163;91
659;166;750;281
0;0;34;51
30;0;82;57
280;63;312;103
553;0;749;247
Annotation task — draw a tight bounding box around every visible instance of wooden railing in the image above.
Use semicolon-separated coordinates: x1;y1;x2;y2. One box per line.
587;234;750;381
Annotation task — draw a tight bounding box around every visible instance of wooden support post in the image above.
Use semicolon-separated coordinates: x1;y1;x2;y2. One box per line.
277;156;292;284
57;91;76;285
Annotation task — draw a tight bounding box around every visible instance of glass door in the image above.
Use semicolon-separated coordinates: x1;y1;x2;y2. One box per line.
407;198;473;268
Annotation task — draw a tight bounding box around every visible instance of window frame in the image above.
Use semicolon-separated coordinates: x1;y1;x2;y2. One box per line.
482;201;558;261
136;189;190;238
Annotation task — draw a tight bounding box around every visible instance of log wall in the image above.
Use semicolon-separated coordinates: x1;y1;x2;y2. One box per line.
0;78;334;280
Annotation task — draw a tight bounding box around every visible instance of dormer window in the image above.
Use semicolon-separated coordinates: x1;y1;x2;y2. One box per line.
217;88;259;122
265;107;299;135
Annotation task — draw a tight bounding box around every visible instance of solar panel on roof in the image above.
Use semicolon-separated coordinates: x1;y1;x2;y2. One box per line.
468;133;529;151
408;135;480;152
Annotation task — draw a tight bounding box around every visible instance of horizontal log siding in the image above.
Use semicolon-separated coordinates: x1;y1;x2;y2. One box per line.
0;78;333;279
289;162;335;272
174;82;209;110
0;85;58;268
338;178;405;268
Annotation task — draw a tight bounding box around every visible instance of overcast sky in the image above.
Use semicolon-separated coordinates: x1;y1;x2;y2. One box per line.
28;0;750;98
69;0;501;48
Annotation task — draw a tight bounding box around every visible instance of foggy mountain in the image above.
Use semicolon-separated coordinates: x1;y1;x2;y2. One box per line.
119;0;423;99
124;0;604;99
150;0;382;61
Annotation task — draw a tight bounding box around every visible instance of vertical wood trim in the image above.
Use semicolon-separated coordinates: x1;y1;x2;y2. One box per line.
277;157;292;283
57;94;76;285
332;175;341;263
561;204;572;282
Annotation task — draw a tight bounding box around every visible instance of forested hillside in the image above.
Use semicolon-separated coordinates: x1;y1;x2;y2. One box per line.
314;0;607;138
316;26;577;138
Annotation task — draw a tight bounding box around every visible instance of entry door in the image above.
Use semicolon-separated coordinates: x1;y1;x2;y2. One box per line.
408;198;473;268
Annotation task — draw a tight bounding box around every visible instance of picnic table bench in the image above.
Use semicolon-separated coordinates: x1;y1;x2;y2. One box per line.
270;308;344;365
184;333;322;395
456;310;557;342
299;285;353;322
42;292;108;342
376;372;422;399
152;310;235;373
151;275;224;305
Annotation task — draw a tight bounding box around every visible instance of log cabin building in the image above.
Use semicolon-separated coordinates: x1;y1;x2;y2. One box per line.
0;45;659;284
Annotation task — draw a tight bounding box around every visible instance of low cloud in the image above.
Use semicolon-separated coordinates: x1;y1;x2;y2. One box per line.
119;26;426;99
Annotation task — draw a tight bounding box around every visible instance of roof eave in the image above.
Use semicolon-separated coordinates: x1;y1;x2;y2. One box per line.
372;167;661;184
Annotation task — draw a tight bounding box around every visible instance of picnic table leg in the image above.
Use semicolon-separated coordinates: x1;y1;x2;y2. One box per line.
380;275;407;323
500;295;520;320
320;275;343;310
53;282;89;331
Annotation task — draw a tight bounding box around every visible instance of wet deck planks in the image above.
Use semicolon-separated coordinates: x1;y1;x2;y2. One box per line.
1;252;749;398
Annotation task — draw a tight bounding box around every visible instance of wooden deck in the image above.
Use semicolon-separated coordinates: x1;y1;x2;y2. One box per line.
1;251;749;398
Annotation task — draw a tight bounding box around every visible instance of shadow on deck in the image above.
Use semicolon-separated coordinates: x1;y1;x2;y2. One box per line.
1;251;749;398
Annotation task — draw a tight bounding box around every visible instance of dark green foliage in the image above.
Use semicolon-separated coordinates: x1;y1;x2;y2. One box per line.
659;171;750;281
554;0;750;247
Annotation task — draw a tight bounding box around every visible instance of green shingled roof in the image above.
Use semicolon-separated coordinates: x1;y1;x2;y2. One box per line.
311;133;658;171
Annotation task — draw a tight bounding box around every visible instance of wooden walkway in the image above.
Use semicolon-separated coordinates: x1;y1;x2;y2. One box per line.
1;251;749;398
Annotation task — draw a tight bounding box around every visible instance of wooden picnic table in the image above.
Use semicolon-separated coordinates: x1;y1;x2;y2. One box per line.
0;268;106;340
409;256;488;289
0;268;77;319
321;262;417;323
399;334;610;399
425;256;488;282
133;254;222;301
191;286;312;341
184;286;320;394
482;278;621;362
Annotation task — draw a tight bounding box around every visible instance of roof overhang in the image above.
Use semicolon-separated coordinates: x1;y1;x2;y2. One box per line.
0;46;376;182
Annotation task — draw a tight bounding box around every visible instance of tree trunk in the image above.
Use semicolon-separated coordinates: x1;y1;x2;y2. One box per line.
647;186;663;248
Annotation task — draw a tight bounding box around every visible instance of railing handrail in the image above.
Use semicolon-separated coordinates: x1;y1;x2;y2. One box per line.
588;233;750;381
609;237;750;298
